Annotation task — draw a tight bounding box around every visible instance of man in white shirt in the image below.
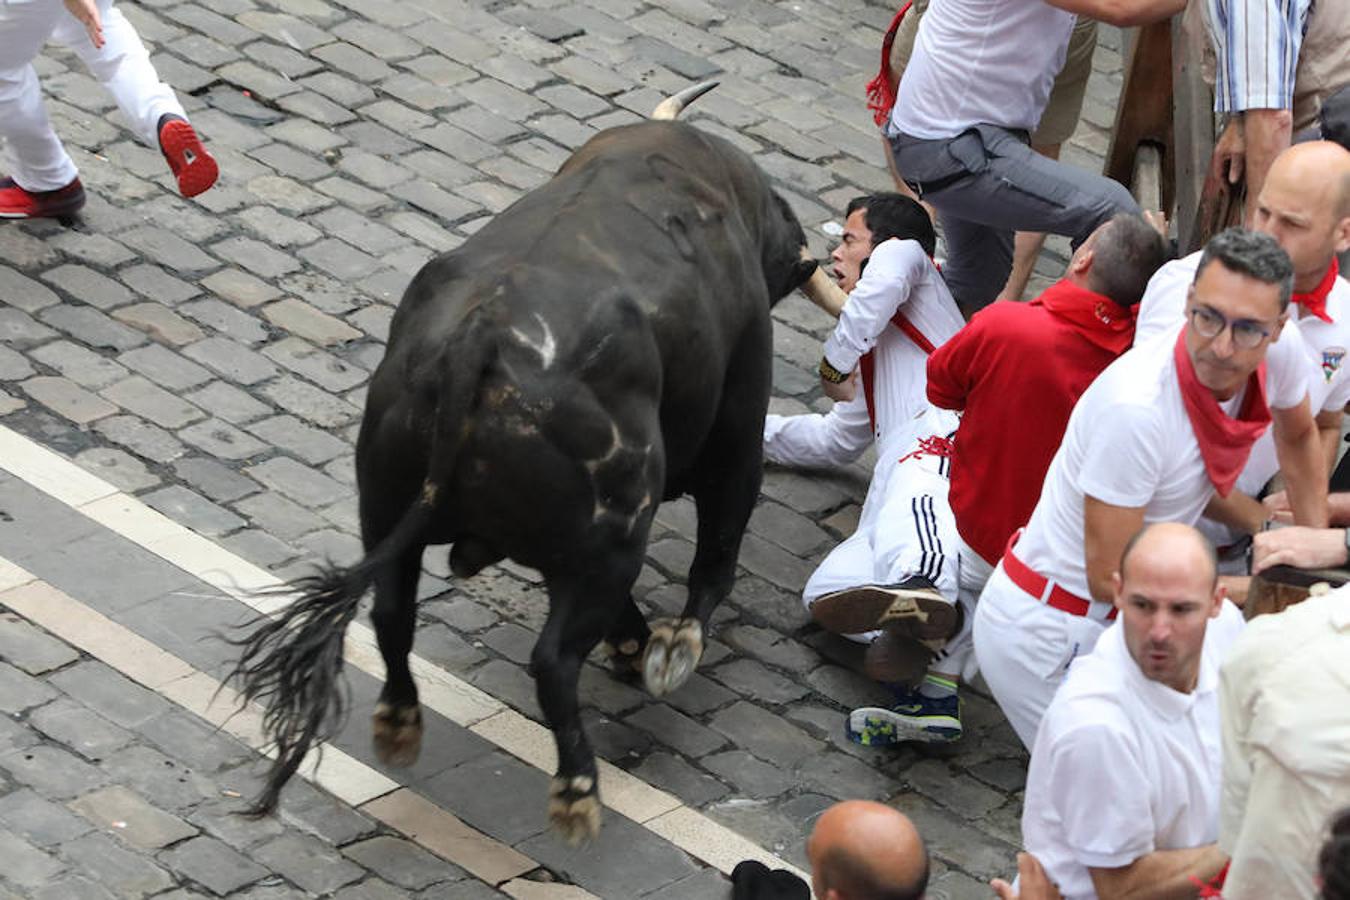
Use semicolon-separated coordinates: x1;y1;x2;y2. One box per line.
765;193;964;468
1218;585;1350;900
1020;523;1238;900
973;228;1328;747
1136;142;1350;565
768;193;968;740
883;0;1183;313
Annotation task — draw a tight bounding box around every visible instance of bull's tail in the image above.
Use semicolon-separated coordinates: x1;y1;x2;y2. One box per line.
650;80;719;120
227;326;492;815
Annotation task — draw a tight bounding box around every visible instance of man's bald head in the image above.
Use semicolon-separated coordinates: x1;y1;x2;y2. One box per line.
1118;522;1218;589
1254;141;1350;291
806;801;929;900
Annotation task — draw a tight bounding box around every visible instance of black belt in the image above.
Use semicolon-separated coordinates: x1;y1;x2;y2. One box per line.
903;170;969;199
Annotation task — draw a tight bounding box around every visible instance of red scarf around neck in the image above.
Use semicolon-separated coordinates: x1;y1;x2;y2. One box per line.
1292;257;1339;323
1172;331;1272;496
1032;280;1136;354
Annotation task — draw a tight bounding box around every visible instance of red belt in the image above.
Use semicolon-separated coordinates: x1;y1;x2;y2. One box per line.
1002;531;1118;621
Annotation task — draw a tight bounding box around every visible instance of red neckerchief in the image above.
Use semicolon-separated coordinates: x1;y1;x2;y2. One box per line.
859;310;935;431
1173;331;1271;496
1291;257;1339;323
1031;280;1135;354
864;3;914;126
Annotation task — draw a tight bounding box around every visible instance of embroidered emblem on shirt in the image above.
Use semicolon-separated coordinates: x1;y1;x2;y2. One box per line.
1322;346;1346;382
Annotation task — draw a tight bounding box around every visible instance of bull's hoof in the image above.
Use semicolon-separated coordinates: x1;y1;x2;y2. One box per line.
372;702;423;767
599;637;646;678
643;618;703;696
548;774;602;845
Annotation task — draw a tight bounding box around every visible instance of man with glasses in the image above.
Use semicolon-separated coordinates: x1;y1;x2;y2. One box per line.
972;228;1328;748
1136;141;1350;567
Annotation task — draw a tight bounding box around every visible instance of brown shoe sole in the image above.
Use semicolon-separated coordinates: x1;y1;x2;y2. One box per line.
810;585;958;641
863;631;933;685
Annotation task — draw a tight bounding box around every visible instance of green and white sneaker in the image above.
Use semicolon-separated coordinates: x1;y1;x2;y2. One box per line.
847;686;962;746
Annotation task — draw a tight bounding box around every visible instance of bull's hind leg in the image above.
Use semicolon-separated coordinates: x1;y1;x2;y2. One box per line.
599;594;649;676
645;333;768;697
370;546;425;767
534;566;640;844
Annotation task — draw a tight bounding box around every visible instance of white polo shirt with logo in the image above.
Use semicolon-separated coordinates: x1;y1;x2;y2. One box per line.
1012;323;1308;602
1022;601;1245;900
1137;252;1350;549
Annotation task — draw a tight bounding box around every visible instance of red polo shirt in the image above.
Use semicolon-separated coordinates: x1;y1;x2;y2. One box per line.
927;281;1135;565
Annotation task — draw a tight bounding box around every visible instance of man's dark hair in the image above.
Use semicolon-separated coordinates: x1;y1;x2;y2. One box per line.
1320;806;1350;900
1194;228;1295;311
1087;213;1172;307
847;193;937;258
817;842;930;900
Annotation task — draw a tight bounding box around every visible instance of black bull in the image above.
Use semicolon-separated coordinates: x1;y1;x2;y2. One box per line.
229;95;817;842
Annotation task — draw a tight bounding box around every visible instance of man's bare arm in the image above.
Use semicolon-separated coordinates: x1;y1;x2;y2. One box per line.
1315;408;1343;475
1272;398;1330;528
1043;0;1184;27
1240;109;1294;224
1203;491;1267;535
800;258;847;319
1084;496;1147;603
1089;845;1228;899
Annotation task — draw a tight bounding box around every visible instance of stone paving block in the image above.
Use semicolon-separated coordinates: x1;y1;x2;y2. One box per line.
180;382;272;428
117;226;220;275
113;302;205;346
141;484;246;536
232;491;328;541
0;613;79;675
706;791;831;871
335;878;432;900
42;265;136;311
517;807;703;898
341;835;465;890
0;345;35;382
257;376;362;428
261;337;368;392
209;237;303;281
423;596;499;632
20;376;118;425
253;831;365;894
642;866;732;900
182;338;279;385
93;414;187;463
245;456;350;508
0;829;64;888
39;305;147;352
169;457;259;505
99;744;218;813
0;231;59;274
219;529;299;570
247;174;335;215
72;447;160;492
803;662;892;710
48;660;174;728
709;700;822;768
663;672;736;717
707;658;810;705
701;749;796;800
624;704;727;759
311;42;396;81
245;414;347;465
68;785;197;851
466;659;543;721
418;751;549;845
233;207;324;249
891;792;1019;881
631;752;729;808
0;744;109;799
179;298;271;346
119;264;201;306
0;788;93;847
178;417;270;460
159;835;271;895
31;874;120;900
275;775;379;845
29;698;133;759
314;176;391;213
0;308;59;348
795;748;896;802
101;376;205;429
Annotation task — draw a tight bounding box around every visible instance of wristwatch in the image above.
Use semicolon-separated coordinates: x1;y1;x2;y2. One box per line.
818;356;849;384
1341;527;1350;565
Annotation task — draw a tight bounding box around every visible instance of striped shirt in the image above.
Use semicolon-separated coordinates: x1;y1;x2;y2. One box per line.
1206;0;1314;112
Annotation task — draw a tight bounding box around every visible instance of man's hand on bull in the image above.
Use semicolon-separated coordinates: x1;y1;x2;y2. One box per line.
1251;526;1350;574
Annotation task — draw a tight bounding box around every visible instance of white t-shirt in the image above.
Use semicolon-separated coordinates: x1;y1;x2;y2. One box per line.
889;0;1074;139
1015;324;1307;599
1138;252;1350;543
1022;601;1245;900
822;238;964;454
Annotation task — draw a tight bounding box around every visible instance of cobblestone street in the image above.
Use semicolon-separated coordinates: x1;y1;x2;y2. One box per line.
0;0;1126;896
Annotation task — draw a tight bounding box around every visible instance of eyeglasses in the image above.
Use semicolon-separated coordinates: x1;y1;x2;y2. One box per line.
1186;304;1278;350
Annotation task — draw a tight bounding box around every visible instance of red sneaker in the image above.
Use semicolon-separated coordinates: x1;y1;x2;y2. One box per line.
158;117;218;198
0;176;86;221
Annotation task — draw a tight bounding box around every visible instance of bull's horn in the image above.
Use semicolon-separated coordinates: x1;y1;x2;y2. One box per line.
650;80;719;120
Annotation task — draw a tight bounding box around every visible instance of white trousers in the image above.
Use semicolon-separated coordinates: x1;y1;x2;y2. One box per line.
1;0;183;190
800;409;981;679
972;565;1110;748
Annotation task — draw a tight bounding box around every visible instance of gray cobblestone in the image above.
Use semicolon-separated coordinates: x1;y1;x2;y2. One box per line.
0;744;108;798
178;418;270;460
112;303;205;346
183;338;279;385
625;704;726;758
101;377;204;429
42;266;135;312
0;309;58;348
142;484;246;536
632;752;730;807
709;658;810;705
93;415;187;463
0;268;62;313
160;835;270;895
117;227;220;275
182;380;272;426
179;298;270;345
0;789;93;847
314;176;390;212
119;264;200;306
49;661;172;728
39;305;146;352
28;698;133;758
709;700;822;767
257;376;361;428
253;832;365;894
0;829;64;888
68;785;197;851
0;346;35;382
21;376;118;424
200;268;281;311
72;447;161;492
341;835;464;890
232;492;328;541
